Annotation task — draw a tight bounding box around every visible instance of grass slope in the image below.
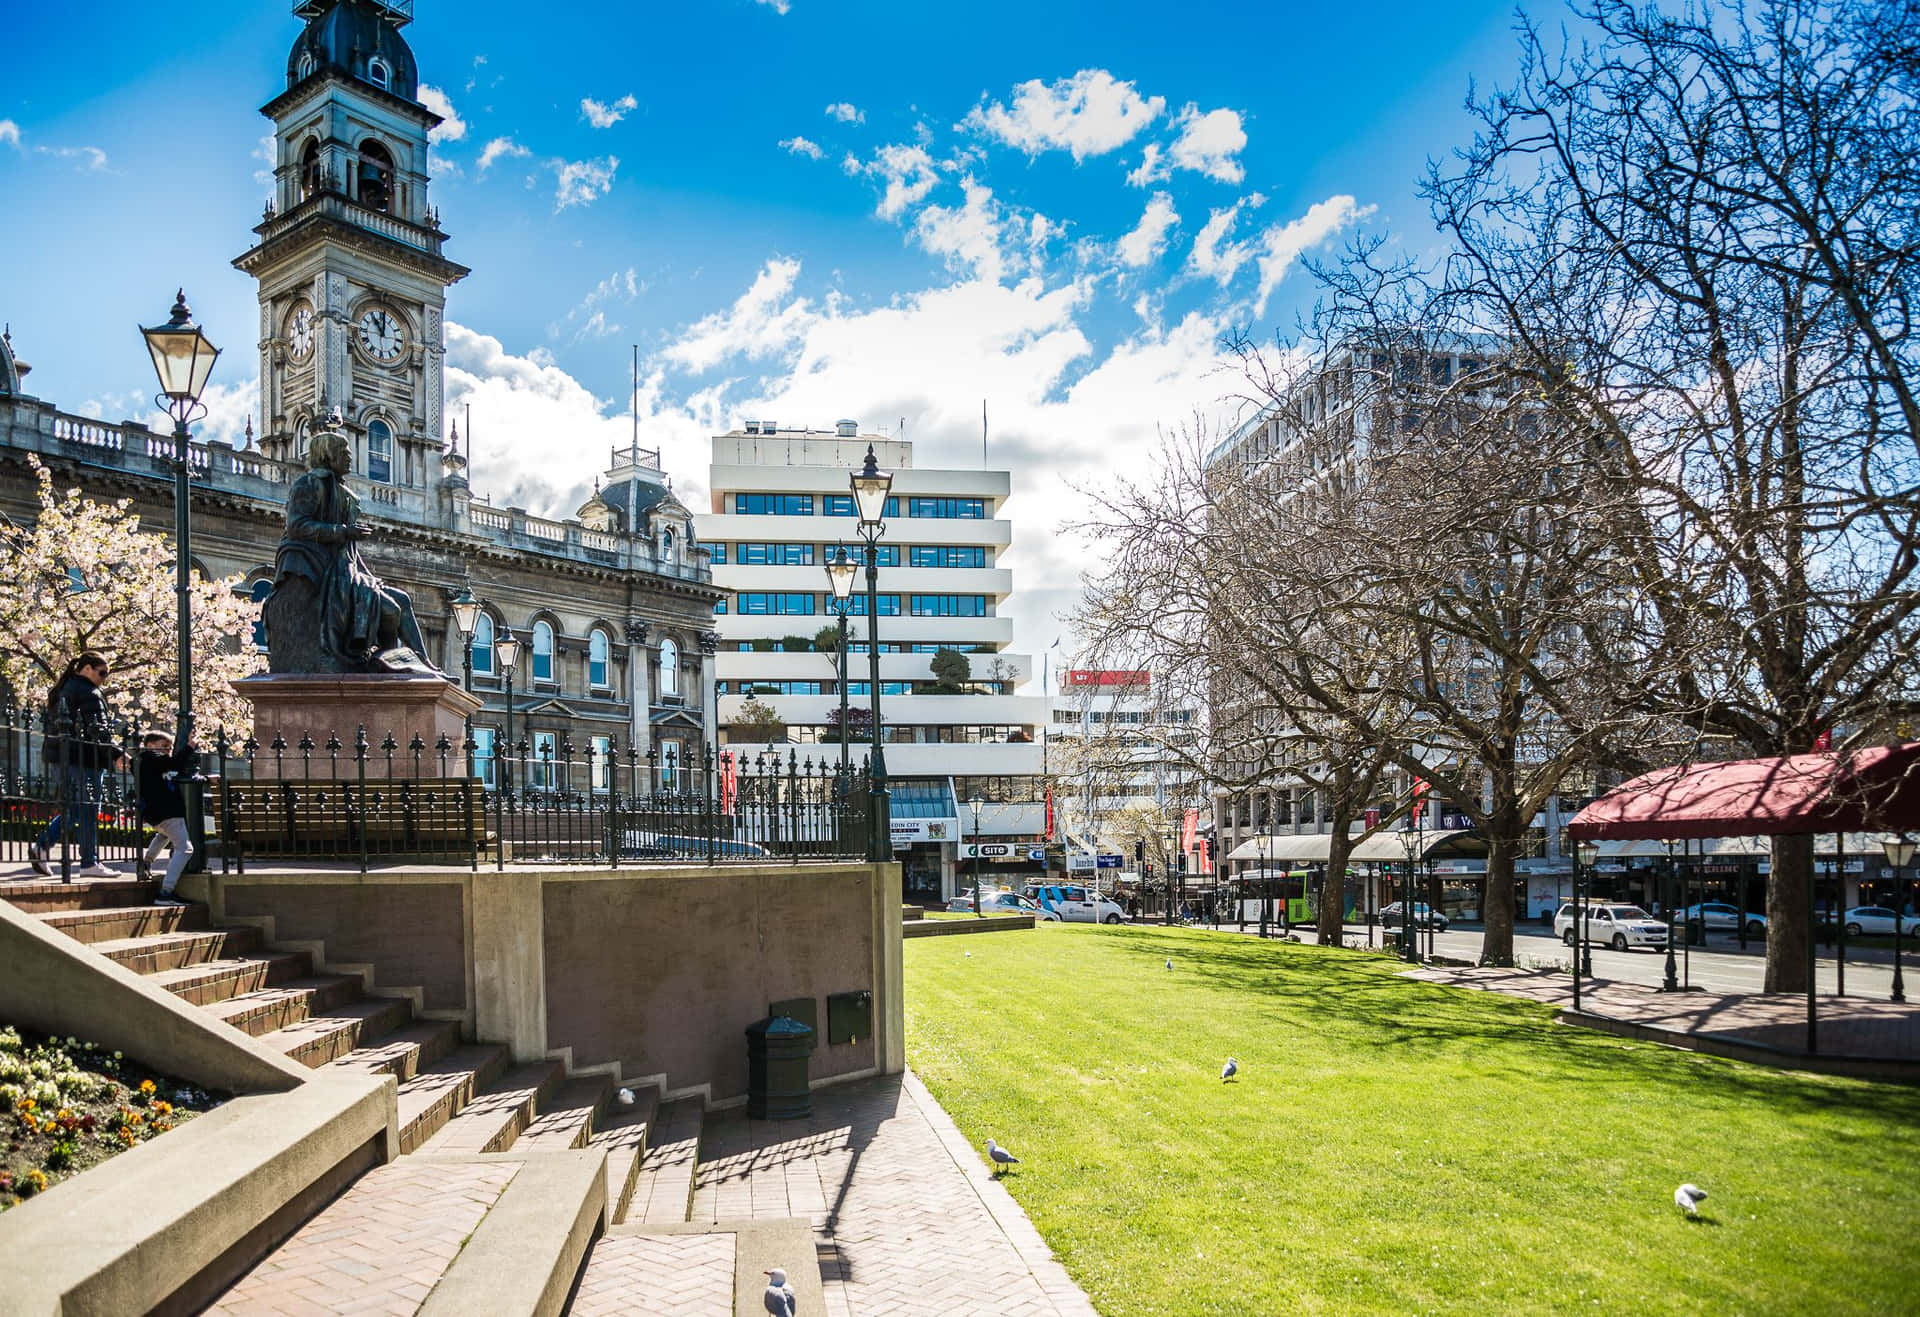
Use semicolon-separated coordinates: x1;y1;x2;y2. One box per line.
906;922;1920;1316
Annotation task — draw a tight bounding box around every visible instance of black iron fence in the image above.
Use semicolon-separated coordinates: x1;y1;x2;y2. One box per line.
0;699;876;877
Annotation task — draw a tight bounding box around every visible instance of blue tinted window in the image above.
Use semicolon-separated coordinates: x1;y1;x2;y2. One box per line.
844;593;901;616
910;545;987;568
735;493;814;515
737;543;816;564
825;494;899;518
907;497;985;519
910;594;988;617
737;592;817;616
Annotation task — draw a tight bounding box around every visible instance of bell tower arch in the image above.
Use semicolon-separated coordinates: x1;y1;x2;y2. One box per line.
235;0;468;494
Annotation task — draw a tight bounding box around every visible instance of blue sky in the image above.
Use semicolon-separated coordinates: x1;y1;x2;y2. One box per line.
0;0;1537;662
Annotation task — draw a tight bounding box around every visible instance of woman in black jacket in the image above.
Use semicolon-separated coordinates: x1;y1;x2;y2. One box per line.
30;651;124;877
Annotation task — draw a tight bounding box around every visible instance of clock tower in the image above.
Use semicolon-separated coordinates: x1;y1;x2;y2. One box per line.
235;0;468;493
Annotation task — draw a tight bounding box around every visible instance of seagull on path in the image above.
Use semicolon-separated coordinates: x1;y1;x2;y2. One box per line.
1221;1057;1238;1082
986;1138;1020;1176
763;1266;797;1315
1674;1183;1707;1217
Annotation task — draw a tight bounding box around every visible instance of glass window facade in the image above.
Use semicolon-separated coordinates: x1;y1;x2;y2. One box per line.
845;682;913;696
531;620;555;682
735;493;814;515
736;543;816;565
910;545;988;568
588;629;610;688
907;496;985;519
737;592;817;615
910;594;988;617
825;494;900;518
844;593;901;616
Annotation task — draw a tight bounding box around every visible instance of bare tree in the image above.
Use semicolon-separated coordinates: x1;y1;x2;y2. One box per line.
1427;0;1920;987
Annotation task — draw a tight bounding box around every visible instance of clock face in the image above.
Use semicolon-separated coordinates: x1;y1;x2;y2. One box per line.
355;307;406;363
286;301;315;362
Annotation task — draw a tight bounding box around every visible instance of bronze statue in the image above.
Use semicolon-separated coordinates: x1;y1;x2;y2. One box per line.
263;426;440;676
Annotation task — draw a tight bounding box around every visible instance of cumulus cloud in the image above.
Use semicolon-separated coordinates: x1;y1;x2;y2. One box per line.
581;93;638;129
252;133;276;186
1251;194;1372;313
563;267;646;342
846;142;940;219
964;69;1163;160
478;136;530;171
38;144;109;172
662;258;813;373
419;84;467;142
755;0;791;12
1168;104;1246;183
1188;197;1259;284
1117;193;1179;267
780;136;825;160
1125;142;1164;188
825;102;865;124
0;120;20;150
553;156;619;210
914;178;1007;283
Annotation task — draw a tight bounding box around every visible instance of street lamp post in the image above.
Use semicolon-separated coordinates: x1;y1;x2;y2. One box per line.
1399;830;1419;963
969;798;984;917
1884;835;1914;1004
1574;839;1597;1013
1661;842;1683;991
824;547;858;784
1257;832;1269;940
141;291;220;876
850;446;893;863
450;587;481;694
495;629;521;793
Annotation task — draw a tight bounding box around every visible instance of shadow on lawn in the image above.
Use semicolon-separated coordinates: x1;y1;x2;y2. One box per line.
1100;927;1920;1121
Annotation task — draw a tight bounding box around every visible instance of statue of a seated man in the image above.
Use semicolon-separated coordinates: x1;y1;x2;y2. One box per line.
263;427;441;677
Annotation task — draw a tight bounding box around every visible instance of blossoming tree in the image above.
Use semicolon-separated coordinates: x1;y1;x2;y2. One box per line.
0;457;261;733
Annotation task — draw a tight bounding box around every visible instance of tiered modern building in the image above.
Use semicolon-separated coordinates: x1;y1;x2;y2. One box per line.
0;0;721;783
697;425;1050;901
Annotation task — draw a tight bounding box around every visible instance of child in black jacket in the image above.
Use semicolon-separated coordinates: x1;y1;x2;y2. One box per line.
137;732;199;903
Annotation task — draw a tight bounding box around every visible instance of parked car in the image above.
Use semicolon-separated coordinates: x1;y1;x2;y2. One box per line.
1553;903;1671;951
1023;883;1128;924
948;889;1057;919
1680;902;1767;937
1838;906;1920;938
1379;902;1449;931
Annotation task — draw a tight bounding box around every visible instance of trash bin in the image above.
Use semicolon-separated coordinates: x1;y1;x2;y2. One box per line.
745;1015;815;1120
1685;918;1705;945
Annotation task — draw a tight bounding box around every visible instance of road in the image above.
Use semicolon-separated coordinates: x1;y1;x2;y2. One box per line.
1197;917;1909;999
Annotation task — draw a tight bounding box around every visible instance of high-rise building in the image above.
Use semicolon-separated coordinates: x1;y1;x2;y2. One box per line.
696;423;1048;901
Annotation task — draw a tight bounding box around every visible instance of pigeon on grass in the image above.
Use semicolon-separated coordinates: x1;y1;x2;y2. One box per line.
1221;1057;1238;1082
1674;1183;1707;1217
763;1266;797;1315
986;1138;1020;1176
1165;958;1174;971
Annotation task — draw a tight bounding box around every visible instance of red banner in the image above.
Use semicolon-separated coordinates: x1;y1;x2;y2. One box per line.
720;751;738;816
1180;808;1198;860
1063;669;1151;688
1044;787;1055;839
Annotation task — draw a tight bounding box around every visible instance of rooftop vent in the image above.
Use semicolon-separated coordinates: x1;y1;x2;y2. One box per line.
743;420;760;434
836;419;858;437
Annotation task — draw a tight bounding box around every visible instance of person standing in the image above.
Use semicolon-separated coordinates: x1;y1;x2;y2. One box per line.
30;652;123;878
136;731;198;903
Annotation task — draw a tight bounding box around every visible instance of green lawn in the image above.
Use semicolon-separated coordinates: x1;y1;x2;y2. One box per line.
905;922;1920;1316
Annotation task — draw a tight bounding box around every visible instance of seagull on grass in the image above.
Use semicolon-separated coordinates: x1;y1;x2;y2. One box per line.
1221;1057;1238;1082
986;1138;1020;1176
1674;1183;1707;1217
763;1267;796;1315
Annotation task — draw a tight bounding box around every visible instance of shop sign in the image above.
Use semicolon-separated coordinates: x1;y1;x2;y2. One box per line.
961;843;1050;862
1067;852;1097;872
1430;860;1487;875
1096;853;1123;869
891;818;955;847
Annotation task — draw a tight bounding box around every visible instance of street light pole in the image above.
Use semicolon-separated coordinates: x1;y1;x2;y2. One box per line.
1885;835;1914;1004
1661;841;1683;991
450;586;480;694
1574;839;1597;1013
824;547;857;784
850;447;893;864
970;798;984;917
496;629;521;794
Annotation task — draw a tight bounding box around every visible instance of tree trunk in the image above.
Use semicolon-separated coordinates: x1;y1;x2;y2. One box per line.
1765;834;1813;992
1480;829;1517;967
1320;822;1353;945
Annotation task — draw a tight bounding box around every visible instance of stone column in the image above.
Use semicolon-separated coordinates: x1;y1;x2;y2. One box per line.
625;619;649;754
698;630;720;749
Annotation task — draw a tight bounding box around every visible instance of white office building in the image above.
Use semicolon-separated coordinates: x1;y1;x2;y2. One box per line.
695;422;1050;901
1047;670;1205;883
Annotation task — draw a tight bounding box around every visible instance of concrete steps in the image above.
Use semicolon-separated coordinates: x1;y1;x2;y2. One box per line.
629;1097;704;1225
0;877;155;913
416;1060;566;1156
203;973;362;1036
37;901;207;943
516;1075;614;1152
325;1018;463;1082
92;924;263;973
591;1088;661;1225
146;948;315;1007
256;994;417;1068
397;1044;511;1154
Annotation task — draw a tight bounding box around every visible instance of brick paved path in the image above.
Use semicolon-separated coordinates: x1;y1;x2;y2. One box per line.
206;1160;520;1316
1412;965;1920;1061
568;1232;736;1316
690;1071;1098;1317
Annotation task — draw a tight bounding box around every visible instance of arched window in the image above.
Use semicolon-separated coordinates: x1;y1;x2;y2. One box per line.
357;141;395;213
366;419;393;483
367;57;391;90
662;527;676;559
532;620;555;684
471;612;495;676
588;628;610;689
249;578;274;651
299;140;322;200
296;51;316;81
658;638;679;699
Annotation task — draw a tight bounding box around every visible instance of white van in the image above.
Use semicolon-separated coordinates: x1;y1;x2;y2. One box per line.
1025;883;1127;924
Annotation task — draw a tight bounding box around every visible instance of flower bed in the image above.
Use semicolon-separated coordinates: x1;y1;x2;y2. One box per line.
0;1025;225;1210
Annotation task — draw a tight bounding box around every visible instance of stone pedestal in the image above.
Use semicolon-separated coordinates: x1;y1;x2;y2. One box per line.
233;674;485;778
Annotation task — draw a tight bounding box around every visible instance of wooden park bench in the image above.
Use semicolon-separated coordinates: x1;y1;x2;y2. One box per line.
216;777;493;865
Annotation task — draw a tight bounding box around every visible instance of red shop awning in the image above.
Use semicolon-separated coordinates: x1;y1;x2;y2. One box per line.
1567;742;1920;841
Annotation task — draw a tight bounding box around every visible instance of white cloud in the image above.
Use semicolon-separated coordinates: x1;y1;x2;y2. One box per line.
564;267;645;341
755;0;792;12
478;136;530;171
419;84;467;143
252;133;276;186
1251;194;1372;313
1188;198;1258;284
914;178;1007;283
964;69;1163;161
662;258;814;372
0;120;20;150
1117;193;1179;267
780;136;825;160
37;144;108;172
1125;142;1164;188
429;151;463;178
581;93;638;129
1168;104;1247;184
825;102;865;124
553;156;618;211
846;142;940;220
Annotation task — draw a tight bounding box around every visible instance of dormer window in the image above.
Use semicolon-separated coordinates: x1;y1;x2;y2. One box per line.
367;57;391;90
297;52;316;81
357;140;394;213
